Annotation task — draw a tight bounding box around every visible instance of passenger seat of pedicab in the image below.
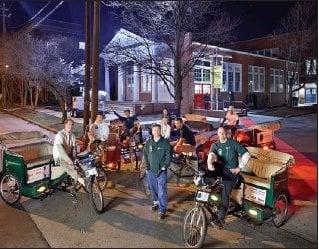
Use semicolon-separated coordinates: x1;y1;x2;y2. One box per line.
10;142;53;169
240;147;289;189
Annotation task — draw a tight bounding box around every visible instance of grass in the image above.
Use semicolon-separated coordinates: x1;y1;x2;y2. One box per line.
7;108;83;137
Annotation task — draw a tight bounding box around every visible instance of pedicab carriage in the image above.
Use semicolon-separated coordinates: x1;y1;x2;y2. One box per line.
0;131;105;214
76;118;144;178
183;144;295;248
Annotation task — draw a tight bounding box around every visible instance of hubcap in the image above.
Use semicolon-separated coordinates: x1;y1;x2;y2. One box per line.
1;175;19;203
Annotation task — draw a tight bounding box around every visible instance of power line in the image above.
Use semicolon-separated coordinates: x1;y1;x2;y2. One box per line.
21;1;65;34
17;1;52;30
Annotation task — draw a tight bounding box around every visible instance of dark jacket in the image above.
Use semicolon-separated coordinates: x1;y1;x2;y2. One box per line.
114;111;137;130
143;137;172;174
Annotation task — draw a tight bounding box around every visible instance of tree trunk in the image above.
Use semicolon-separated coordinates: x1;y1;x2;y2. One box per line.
1;76;6;107
34;86;40;109
23;83;28;107
59;100;67;124
30;87;34;109
20;80;24;107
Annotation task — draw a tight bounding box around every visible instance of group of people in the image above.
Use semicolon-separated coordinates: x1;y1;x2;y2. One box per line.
52;105;248;226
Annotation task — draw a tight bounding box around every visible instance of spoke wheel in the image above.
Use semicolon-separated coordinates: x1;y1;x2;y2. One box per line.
90;179;104;214
96;167;108;191
0;173;21;205
273;193;289;227
183;205;207;248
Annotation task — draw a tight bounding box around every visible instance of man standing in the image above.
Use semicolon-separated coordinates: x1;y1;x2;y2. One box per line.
143;124;172;219
207;127;250;227
53;119;85;186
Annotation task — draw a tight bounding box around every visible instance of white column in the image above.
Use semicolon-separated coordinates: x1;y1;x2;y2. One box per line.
133;64;140;102
117;65;124;101
152;73;158;102
104;65;110;101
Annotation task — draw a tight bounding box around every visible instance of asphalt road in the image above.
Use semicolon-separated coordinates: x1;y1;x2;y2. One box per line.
0;111;317;248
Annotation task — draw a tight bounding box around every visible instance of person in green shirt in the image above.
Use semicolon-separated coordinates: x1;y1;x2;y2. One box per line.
207;127;250;228
143;124;172;220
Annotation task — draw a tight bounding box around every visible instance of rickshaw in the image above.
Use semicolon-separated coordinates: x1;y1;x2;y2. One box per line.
0;131;105;214
183;146;294;248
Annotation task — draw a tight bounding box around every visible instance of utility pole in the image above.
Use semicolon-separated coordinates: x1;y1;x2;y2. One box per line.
91;0;100;123
83;0;91;132
0;2;11;33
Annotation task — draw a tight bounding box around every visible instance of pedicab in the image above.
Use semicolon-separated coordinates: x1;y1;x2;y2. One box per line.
183;146;294;248
0;131;104;214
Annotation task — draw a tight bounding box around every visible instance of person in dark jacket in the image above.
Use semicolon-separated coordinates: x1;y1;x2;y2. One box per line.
113;109;137;131
143;123;172;219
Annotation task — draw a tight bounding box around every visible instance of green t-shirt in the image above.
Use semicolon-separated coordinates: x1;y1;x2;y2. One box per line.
209;138;247;169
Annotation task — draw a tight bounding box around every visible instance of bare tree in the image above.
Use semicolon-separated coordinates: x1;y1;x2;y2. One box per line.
104;1;239;113
0;33;77;122
273;1;317;107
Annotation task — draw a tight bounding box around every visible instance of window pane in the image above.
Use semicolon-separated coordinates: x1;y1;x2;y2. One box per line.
203;69;210;81
194;69;202;81
235;72;240;92
228;71;233;91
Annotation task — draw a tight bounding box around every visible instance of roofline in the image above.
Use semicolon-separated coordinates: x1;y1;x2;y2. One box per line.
192;42;288;62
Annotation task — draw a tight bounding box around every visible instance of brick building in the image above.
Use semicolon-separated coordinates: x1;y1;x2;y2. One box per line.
100;29;300;115
227;33;318;106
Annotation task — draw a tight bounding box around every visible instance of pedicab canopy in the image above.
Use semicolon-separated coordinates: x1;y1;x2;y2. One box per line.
250;121;282;132
241;146;295;177
0;131;46;148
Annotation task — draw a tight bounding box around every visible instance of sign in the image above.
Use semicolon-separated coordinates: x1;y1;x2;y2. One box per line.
244;184;267;206
27;165;50;184
212;65;222;89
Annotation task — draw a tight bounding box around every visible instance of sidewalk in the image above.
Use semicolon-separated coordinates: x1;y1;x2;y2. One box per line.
248;105;317;118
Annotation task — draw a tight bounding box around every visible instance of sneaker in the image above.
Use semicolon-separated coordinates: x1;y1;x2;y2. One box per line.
158;212;166;220
151;203;159;211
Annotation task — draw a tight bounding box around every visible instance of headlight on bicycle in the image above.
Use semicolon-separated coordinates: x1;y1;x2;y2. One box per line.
138;144;144;150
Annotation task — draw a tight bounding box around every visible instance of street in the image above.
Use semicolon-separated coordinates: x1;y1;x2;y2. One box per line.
0;111;317;248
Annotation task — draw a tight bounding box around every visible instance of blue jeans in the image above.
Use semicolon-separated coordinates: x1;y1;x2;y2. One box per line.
146;169;168;213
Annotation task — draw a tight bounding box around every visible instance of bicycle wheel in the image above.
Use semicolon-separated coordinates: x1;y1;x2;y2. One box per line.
183;204;207;248
0;173;21;205
90;178;104;214
96;167;108;191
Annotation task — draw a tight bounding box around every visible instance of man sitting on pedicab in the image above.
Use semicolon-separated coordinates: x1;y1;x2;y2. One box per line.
87;113;110;150
220;105;239;138
172;117;196;154
53;119;86;188
113;109;138;131
207;127;250;228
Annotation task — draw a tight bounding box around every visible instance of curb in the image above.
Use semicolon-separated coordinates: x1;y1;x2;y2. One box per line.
0;108;59;134
284;111;317;118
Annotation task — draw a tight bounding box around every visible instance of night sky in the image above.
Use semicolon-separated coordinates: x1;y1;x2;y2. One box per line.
5;0;299;46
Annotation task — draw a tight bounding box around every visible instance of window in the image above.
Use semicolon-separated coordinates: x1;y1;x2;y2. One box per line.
248;66;265;92
79;42;85;50
193;60;211;82
270;69;284;93
221;63;242;92
141;70;152;92
195;84;202;94
305;59;317;75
